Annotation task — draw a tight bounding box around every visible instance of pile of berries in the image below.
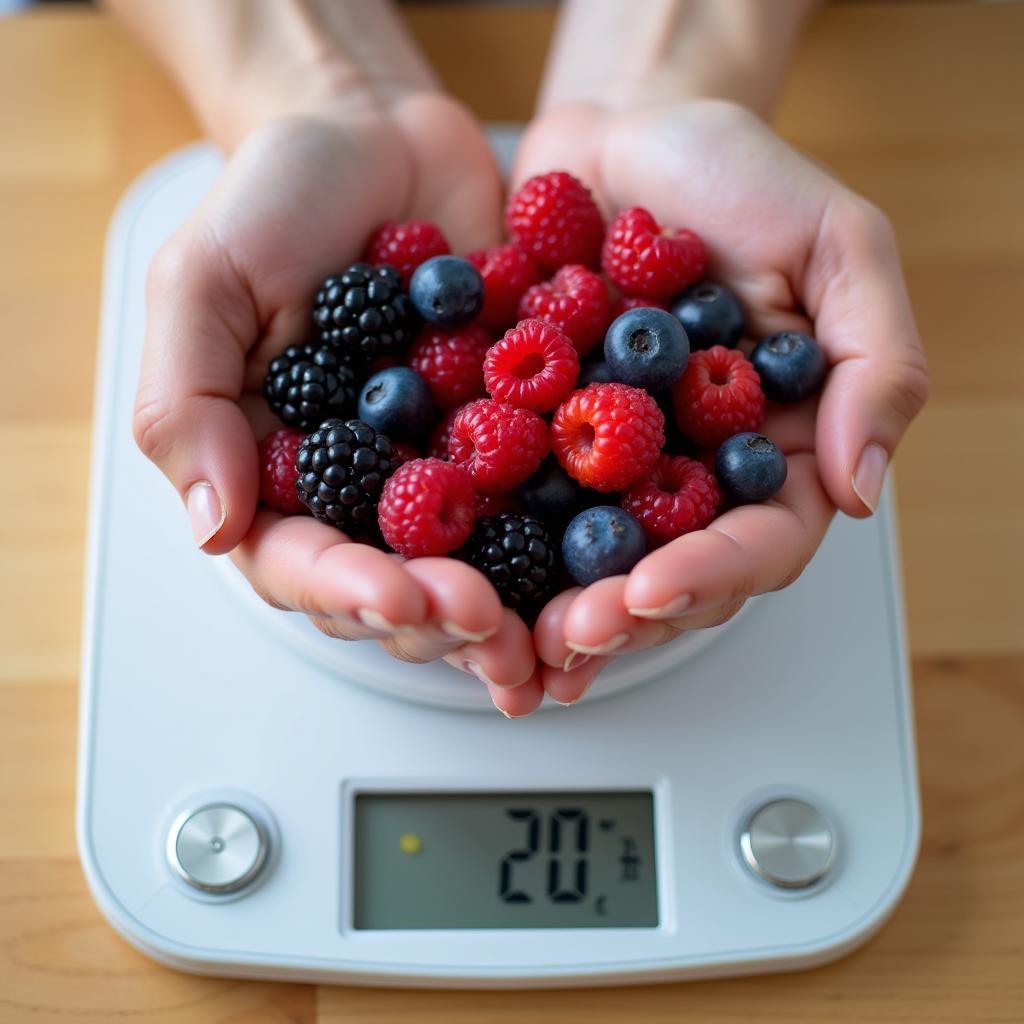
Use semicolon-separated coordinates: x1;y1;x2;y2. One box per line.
259;174;827;620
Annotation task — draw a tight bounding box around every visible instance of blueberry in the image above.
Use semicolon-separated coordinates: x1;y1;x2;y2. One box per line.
578;360;615;387
357;367;434;443
409;255;485;328
522;458;593;528
751;331;827;403
714;432;788;503
670;281;745;350
562;506;647;586
604;307;690;391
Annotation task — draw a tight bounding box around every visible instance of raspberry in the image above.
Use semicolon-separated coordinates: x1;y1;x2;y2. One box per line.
672;345;765;447
610;295;668;320
364;221;450;285
449;398;550;493
483;319;580;413
378;458;477;558
428;407;460;460
406;325;491;409
551;383;665;493
602;207;706;299
467;244;542;332
258;429;307;515
518;264;610;356
621;454;720;547
506;171;605;272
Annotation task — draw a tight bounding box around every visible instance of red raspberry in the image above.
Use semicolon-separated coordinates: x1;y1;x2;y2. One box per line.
364;220;450;285
391;441;421;465
428;408;460;460
551;383;665;493
622;455;721;547
672;346;765;447
467;244;542;332
602;207;706;299
484;319;580;413
475;490;524;518
506;171;605;272
518;265;610;356
378;458;476;557
258;429;307;514
449;398;550;493
610;295;669;320
406;325;491;409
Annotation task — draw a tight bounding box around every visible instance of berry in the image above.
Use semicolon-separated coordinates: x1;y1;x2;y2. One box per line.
467;244;542;332
295;419;398;532
670;281;746;350
602;207;706;299
604;306;690;392
364;220;450;285
562;506;646;587
484;319;580;413
378;458;477;558
462;512;558;618
357;367;434;443
313;264;419;363
751;331;827;404
258;428;307;515
506;171;605;272
672;346;765;447
551;383;665;493
517;264;610;356
392;441;421;465
428;407;460;460
610;295;668;320
406;325;491;409
263;343;358;430
621;455;720;547
409;256;484;328
578;360;615;387
715;432;788;503
449;398;549;493
521;457;593;529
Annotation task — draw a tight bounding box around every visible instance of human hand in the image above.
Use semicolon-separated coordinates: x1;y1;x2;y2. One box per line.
514;100;929;703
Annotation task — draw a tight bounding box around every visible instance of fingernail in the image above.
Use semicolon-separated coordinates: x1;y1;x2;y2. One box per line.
356;608;409;635
562;651;593;673
462;659;497;687
565;633;630;657
852;442;888;515
440;620;499;644
494;701;515;719
559;678;595;707
628;594;693;619
186;481;225;549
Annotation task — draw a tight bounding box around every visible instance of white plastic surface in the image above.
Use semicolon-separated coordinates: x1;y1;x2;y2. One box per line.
77;143;921;988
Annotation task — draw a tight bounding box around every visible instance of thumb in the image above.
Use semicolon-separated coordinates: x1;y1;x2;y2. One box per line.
132;234;260;554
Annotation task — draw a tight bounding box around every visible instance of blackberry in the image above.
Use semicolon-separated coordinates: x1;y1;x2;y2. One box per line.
295;419;398;532
313;263;419;363
263;343;358;430
462;511;558;619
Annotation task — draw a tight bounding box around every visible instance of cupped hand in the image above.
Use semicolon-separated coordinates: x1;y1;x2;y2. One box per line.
133;93;539;707
513;99;929;703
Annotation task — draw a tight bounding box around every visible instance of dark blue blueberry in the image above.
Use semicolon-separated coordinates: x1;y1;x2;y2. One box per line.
522;458;592;528
578;360;615;387
603;307;690;391
562;506;647;586
751;331;827;403
670;281;745;350
714;432;788;503
357;367;434;443
409;255;485;328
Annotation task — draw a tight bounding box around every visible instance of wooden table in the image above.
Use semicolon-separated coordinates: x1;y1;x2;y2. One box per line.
1;4;1022;1021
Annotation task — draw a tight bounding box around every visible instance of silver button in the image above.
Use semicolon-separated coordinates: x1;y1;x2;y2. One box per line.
168;803;268;894
739;798;834;889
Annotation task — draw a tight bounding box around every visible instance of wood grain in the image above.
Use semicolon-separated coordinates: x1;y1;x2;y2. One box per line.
1;3;1022;1021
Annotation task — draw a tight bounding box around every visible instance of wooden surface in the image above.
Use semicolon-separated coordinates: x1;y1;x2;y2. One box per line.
1;3;1022;1021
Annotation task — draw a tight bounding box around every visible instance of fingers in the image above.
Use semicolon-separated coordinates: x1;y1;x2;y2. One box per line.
486;669;546;719
443;609;537;693
540;659;609;707
133;235;260;555
806;197;930;517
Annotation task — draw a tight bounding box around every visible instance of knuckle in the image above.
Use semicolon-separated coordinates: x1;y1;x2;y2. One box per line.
309;615;356;641
146;240;191;299
843;196;897;250
132;392;177;464
888;354;931;425
707;599;746;629
773;557;812;592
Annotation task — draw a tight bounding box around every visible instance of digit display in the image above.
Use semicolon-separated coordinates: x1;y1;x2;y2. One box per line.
352;792;657;929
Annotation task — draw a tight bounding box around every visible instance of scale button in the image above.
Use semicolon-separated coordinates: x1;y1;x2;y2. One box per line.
169;804;268;894
739;798;834;889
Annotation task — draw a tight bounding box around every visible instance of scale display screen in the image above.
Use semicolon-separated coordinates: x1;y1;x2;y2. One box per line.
352;791;657;929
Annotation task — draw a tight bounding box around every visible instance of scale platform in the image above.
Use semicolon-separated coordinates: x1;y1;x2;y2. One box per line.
77;142;920;989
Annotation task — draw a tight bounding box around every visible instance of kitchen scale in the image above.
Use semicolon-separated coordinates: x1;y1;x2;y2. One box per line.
77;138;920;989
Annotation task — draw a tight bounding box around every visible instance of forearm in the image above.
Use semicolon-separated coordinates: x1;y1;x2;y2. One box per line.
539;0;820;119
105;0;439;149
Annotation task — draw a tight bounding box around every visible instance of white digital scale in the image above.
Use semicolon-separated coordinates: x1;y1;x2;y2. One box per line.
77;139;920;989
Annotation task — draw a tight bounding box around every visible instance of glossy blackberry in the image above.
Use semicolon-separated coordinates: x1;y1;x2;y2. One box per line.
462;512;558;619
263;343;358;430
295;419;398;532
313;263;419;363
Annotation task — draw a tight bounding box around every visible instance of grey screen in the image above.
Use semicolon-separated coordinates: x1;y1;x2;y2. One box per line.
352;791;658;929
